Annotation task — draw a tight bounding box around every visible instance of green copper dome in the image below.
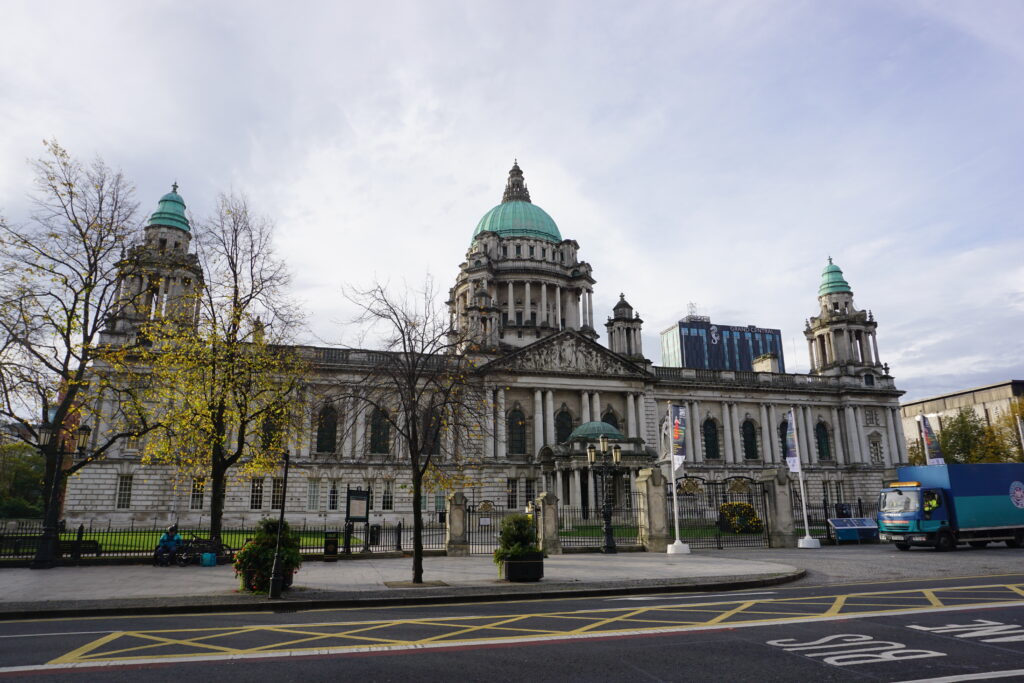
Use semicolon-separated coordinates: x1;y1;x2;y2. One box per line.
147;183;190;232
471;161;562;243
568;421;625;440
818;257;852;296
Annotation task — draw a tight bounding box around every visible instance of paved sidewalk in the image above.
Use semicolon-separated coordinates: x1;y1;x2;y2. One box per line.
0;552;801;619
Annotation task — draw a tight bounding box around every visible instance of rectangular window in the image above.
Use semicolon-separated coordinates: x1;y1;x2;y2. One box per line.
529;246;534;256
507;478;519;509
525;479;535;503
307;479;320;511
116;475;133;509
189;478;205;510
869;440;884;464
328;480;339;511
250;478;264;510
864;408;879;426
271;478;284;510
382;480;394;510
435;494;445;511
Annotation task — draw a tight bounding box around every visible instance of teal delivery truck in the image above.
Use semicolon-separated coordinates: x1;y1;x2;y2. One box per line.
877;464;1024;551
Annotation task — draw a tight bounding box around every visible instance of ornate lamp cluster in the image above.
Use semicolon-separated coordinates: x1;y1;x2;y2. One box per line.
586;434;622;554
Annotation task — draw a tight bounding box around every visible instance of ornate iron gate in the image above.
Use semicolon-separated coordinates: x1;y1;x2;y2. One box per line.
667;476;771;549
466;501;515;554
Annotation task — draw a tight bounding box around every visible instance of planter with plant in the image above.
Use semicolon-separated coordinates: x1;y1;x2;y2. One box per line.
493;513;543;582
233;518;302;593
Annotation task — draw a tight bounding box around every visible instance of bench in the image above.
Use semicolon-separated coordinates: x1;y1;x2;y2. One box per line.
0;535;102;557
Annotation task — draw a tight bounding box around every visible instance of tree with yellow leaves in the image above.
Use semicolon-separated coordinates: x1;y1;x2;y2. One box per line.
139;193;305;544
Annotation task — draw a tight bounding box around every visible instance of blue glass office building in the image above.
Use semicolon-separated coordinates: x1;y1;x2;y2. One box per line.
660;316;786;372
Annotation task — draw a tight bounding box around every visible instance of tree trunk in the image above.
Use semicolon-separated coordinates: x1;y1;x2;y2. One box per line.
411;454;423;584
209;460;227;543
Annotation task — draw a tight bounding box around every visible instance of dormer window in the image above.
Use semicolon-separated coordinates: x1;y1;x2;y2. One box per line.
502;246;507;257
515;245;521;256
529;246;534;257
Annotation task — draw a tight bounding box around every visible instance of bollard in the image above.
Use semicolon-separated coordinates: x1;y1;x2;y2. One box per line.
362;522;371;553
343;521;352;555
395;520;402;552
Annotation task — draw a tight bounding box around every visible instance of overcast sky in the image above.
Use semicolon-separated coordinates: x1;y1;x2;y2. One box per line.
2;1;1022;402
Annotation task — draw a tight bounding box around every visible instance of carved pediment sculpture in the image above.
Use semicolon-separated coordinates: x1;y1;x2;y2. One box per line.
486;331;648;378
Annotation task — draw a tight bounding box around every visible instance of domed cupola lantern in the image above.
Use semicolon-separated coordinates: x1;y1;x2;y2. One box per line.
450;161;597;350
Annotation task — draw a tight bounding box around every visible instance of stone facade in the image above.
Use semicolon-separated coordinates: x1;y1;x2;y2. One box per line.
63;164;908;528
899;380;1024;449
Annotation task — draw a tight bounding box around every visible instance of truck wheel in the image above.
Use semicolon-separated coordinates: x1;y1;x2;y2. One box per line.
935;531;956;552
969;541;988;549
894;542;910;551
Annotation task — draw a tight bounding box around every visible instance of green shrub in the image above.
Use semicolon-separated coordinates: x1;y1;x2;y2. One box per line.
493;513;540;567
233;518;302;593
718;502;764;534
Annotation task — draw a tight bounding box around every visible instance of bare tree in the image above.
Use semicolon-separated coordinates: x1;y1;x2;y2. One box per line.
0;141;154;567
338;277;491;584
140;192;305;542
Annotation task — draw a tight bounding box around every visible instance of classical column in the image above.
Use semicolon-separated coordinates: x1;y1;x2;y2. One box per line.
586;290;594;329
581;391;591;423
690;400;701;462
555;469;564;503
593;392;602;422
884;409;899;467
722;402;734;463
540;283;548;325
844;406;862;464
626;393;636;438
635;328;643;356
574;292;582;328
830;407;846;465
506;282;514;323
893;407;908;462
524;282;532;323
637;392;648;444
496;388;507;459
871;333;880;366
807;339;816;371
355;403;366;458
572;469;582;508
758;403;770;461
767;403;778;463
533;389;544;452
339;397;352;458
484;388;495;459
556;286;562;329
854;406;871;463
733;403;744;461
545;390;555;444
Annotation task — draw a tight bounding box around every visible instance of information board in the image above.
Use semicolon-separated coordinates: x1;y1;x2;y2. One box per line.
346;488;370;523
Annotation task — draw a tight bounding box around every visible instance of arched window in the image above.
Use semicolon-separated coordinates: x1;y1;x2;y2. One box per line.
601;410;619;430
507;408;527;455
702;419;720;460
742;419;759;460
815;422;832;461
555;410;573;444
422;407;441;456
778;420;789;458
370;408;390;454
316;406;338;453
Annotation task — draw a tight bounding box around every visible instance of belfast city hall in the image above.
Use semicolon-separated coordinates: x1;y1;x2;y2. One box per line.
64;162;907;529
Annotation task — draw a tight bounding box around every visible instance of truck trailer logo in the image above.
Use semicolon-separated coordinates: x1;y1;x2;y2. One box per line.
1011;481;1024;510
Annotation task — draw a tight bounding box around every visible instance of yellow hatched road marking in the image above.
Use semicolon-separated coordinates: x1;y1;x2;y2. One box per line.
48;582;1024;665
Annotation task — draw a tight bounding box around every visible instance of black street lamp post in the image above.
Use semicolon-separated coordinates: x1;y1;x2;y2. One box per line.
32;424;91;570
587;434;622;555
268;449;291;599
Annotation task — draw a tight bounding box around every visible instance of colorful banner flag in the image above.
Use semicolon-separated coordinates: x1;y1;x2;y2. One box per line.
918;414;945;465
670;404;687;469
784;408;801;473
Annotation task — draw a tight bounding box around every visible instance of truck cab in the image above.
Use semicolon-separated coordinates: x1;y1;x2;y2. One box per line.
877;482;954;550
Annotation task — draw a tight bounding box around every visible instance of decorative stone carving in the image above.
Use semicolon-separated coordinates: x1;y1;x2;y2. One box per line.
490;332;647;378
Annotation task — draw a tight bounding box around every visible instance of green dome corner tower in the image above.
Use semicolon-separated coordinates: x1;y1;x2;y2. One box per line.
450;161;598;351
804;258;884;379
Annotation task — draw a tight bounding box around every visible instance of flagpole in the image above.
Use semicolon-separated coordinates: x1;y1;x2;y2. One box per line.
791;406;819;549
667;405;690;555
1016;415;1024;460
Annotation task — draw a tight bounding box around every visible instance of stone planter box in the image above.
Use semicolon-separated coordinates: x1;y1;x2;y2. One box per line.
502;551;544;582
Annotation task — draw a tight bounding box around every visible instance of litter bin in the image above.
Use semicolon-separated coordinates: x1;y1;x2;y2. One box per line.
369;524;381;546
324;531;339;561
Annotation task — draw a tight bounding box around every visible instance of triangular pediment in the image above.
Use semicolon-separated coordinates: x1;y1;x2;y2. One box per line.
481;330;650;379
